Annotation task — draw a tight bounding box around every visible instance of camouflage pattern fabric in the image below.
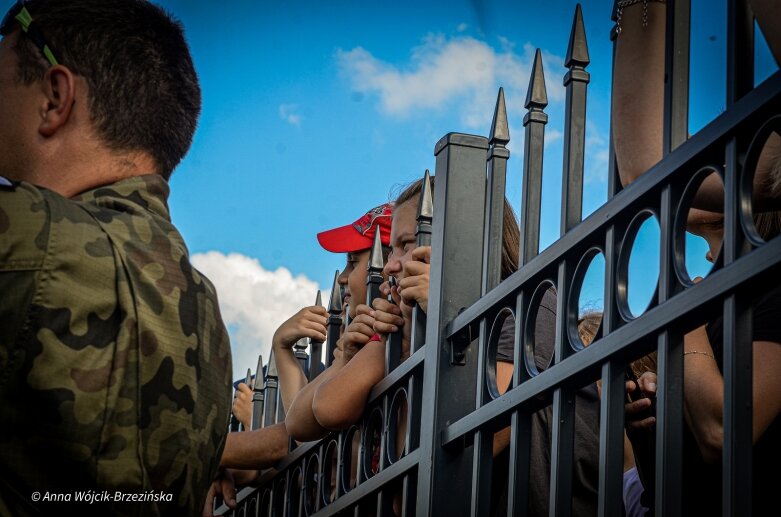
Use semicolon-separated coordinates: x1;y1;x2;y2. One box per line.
0;175;233;516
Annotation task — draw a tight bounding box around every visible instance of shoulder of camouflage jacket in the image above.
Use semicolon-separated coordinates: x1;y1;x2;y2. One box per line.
0;178;232;513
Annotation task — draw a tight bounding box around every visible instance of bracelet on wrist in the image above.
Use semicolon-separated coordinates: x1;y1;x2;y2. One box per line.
684;350;716;359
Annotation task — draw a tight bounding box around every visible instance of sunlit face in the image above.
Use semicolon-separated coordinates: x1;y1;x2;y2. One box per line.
383;199;417;281
338;249;370;318
687;209;724;263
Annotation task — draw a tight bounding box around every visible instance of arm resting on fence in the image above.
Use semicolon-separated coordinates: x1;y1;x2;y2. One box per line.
219;422;290;470
312;338;386;431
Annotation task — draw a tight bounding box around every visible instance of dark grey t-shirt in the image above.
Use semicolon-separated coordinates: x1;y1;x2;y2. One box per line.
491;289;600;517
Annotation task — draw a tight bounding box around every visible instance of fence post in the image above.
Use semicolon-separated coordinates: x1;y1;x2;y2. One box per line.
560;4;589;235
416;132;488;515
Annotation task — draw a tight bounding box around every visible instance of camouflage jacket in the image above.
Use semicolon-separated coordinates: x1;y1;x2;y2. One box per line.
0;175;232;516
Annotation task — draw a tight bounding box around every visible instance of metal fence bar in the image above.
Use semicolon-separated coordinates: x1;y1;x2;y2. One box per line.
470;317;492;517
411;170;433;353
549;260;575;517
264;351;279;427
416;133;488;515
721;128;753;515
483;87;510;293
521;48;547;266
727;0;754;106
654;329;683;517
507;291;532;516
560;4;590;235
663;0;690;154
251;358;264;431
312;271;339;381
599;213;626;517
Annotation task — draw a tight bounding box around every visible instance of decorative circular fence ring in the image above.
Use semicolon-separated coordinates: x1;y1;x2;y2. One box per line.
616;209;661;322
740;114;781;247
672;164;725;287
272;477;287;516
303;453;320;516
321;438;339;506
340;425;361;495
362;407;384;480
567;246;605;351
386;387;410;464
523;280;557;378
289;466;304;517
485;307;515;400
260;489;272;517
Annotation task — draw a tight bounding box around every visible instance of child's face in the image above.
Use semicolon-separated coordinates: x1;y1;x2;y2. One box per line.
338;249;371;318
686;208;724;263
383;199;418;281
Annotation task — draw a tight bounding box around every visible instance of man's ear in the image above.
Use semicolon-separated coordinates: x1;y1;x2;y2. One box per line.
38;65;77;137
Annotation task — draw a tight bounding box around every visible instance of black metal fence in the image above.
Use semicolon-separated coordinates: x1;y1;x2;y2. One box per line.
218;1;781;514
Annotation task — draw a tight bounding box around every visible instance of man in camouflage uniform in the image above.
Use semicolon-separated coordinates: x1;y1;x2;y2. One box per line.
0;1;232;515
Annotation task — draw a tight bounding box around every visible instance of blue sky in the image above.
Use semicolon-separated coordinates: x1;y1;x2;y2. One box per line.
160;0;776;376
5;0;774;377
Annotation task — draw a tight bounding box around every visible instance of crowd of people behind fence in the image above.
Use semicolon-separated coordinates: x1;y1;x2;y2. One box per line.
0;0;779;516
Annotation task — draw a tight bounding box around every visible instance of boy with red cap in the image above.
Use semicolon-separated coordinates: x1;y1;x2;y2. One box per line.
232;203;393;429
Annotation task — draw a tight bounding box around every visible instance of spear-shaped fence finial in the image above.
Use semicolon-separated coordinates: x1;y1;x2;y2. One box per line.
525;48;548;113
565;4;590;69
489;87;510;147
250;355;265;430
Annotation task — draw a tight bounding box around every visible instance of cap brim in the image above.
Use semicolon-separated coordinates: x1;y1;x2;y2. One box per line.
317;224;373;253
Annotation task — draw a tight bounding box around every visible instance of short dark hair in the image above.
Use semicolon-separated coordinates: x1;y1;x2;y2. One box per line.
13;0;201;179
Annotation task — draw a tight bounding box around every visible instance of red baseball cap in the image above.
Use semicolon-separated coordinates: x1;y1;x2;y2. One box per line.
317;202;394;253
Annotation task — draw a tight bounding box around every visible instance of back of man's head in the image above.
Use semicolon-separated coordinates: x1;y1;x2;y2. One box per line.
13;0;201;179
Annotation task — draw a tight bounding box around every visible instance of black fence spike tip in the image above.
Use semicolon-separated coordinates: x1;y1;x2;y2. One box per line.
418;169;434;220
369;228;385;271
565;4;590;68
525;48;548;110
328;269;342;312
254;356;265;391
266;349;278;378
315;289;322;307
489;87;510;146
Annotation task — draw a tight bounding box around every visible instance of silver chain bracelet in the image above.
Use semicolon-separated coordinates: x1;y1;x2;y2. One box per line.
615;0;666;37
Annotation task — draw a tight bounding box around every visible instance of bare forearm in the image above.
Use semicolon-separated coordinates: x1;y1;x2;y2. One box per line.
285;357;346;441
220;422;290;469
313;342;386;430
612;2;666;187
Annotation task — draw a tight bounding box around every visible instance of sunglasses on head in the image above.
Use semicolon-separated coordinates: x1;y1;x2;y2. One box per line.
1;0;59;66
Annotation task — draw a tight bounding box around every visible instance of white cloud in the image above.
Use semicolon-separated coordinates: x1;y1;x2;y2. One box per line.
192;251;326;381
457;23;468;32
279;104;302;126
336;35;565;130
545;129;563;146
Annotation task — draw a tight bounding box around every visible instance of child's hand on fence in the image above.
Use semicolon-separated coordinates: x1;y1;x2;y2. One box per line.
370;297;405;335
398;246;431;313
233;383;253;430
625;372;657;430
337;304;377;362
272;306;328;350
